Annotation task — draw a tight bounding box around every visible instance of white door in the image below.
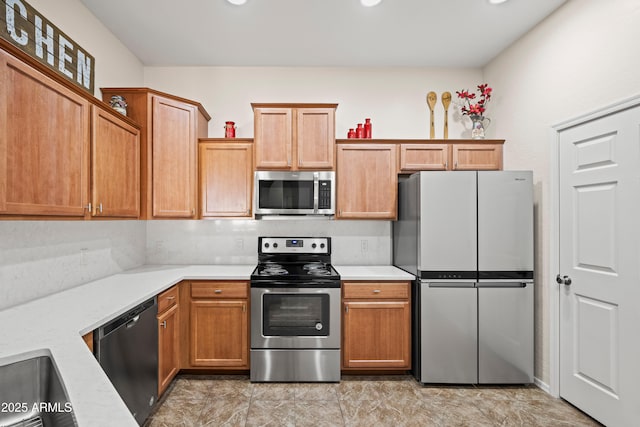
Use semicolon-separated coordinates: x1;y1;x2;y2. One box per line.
558;104;640;426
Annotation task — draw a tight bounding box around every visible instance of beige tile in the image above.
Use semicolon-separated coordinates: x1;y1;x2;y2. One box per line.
168;377;217;401
294;400;344;427
145;398;204;427
294;383;339;401
246;399;295;427
251;383;296;400
197;398;250;426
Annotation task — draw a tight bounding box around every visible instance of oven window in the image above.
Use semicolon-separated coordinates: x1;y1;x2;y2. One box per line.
258;180;314;210
263;294;330;336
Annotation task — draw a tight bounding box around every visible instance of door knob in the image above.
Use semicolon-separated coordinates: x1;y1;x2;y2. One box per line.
556;274;572;286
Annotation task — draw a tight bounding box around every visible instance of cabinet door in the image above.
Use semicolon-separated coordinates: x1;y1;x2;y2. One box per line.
0;50;90;216
452;144;503;170
296;108;335;169
152;96;197;217
254;108;292;169
399;144;449;171
91;106;140;217
343;300;411;368
336;144;397;219
190;300;248;368
158;303;180;396
199;142;253;217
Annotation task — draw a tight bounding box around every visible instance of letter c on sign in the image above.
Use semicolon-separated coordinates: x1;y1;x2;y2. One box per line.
6;0;29;46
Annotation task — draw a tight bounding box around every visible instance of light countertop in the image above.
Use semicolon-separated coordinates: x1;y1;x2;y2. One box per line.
0;263;411;426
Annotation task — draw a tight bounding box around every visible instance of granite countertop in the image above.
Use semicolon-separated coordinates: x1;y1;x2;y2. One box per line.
0;263;411;426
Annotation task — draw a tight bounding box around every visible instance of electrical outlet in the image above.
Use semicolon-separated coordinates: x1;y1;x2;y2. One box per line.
80;248;88;266
360;239;369;253
235;238;244;250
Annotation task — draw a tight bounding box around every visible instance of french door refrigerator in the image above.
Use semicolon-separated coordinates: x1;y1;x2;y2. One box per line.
393;170;533;384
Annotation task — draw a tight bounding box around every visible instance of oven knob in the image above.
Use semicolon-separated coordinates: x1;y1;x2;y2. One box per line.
264;243;270;249
311;243;317;249
315;322;323;331
273;243;278;248
320;243;325;249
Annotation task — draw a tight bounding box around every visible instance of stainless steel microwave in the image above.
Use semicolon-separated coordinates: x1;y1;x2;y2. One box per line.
254;171;335;217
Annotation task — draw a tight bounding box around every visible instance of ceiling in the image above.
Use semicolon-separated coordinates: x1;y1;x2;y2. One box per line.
80;0;567;68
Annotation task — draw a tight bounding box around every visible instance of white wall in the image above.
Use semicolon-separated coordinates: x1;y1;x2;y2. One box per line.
484;0;640;385
143;66;483;139
0;221;146;310
146;220;391;266
28;0;144;96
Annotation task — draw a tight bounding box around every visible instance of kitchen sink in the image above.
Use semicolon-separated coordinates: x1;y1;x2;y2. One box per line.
0;355;77;427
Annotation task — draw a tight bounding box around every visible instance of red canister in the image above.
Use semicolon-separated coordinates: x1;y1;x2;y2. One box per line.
364;118;372;138
224;121;236;138
347;128;356;138
356;123;364;138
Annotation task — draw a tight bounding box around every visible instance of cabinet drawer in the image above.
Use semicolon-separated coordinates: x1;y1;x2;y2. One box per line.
158;285;179;313
342;281;410;299
191;281;249;299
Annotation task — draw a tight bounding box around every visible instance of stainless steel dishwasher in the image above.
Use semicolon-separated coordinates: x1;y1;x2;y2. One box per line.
96;297;158;425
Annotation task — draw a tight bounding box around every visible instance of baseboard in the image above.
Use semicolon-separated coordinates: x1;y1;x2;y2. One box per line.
534;376;551;394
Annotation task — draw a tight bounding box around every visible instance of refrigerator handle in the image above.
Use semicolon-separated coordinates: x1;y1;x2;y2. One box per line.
476;281;531;288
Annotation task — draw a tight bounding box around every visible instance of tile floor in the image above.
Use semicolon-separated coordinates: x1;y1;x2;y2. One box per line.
144;374;602;427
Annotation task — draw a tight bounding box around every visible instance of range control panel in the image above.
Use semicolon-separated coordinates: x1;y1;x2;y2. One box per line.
259;237;330;254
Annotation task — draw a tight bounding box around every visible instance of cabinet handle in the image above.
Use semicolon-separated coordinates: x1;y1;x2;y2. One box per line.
243;303;246;313
345;306;349;313
454;161;458;169
98;203;103;214
161;320;167;329
445;161;448;169
373;289;381;293
191;209;195;216
166;296;175;301
214;289;222;294
85;203;92;213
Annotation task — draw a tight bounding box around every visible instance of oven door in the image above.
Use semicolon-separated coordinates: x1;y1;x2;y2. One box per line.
251;287;341;349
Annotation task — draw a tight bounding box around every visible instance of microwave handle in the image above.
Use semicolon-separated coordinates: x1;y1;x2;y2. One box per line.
313;172;319;213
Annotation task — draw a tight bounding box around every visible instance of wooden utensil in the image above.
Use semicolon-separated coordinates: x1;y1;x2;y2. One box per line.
427;91;437;138
441;91;451;139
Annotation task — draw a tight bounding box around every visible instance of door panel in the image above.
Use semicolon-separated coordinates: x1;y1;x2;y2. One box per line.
477;171;534;272
558;105;640;427
418;171;477;272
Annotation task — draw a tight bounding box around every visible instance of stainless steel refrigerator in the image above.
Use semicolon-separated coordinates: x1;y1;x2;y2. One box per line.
393;171;534;384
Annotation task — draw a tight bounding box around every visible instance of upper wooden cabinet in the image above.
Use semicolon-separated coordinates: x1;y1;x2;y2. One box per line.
252;103;337;170
101;88;211;219
452;143;503;170
396;140;504;172
91;105;140;218
199;139;253;218
0;49;90;217
336;143;397;220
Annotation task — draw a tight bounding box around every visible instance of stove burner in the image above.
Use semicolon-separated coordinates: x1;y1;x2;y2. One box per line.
260;262;289;276
303;262;327;270
308;269;332;276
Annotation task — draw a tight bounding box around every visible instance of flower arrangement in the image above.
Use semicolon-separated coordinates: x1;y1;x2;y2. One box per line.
456;84;492;116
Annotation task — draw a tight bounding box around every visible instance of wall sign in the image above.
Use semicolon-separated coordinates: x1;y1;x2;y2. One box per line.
1;0;95;93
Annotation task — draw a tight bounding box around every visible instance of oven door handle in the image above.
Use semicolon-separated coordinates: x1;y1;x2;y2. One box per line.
313;172;319;213
252;280;339;288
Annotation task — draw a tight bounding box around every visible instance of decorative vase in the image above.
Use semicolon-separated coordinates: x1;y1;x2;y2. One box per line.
469;114;490;139
109;95;127;116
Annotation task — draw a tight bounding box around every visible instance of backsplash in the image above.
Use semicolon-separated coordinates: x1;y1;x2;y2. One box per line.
0;221;146;310
146;220;392;265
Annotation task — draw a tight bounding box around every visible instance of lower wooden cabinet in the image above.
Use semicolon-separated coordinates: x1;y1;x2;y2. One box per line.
342;281;411;370
189;281;249;369
157;285;180;396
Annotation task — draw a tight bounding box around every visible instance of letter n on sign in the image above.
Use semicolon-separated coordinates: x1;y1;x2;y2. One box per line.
1;0;95;93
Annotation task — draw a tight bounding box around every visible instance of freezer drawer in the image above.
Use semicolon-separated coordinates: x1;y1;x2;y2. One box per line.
419;280;477;383
477;281;534;383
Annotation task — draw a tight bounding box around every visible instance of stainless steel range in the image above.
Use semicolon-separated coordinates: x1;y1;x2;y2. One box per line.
250;237;341;382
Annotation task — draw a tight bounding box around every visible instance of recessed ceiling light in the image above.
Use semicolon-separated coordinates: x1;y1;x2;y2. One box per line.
488;0;509;4
361;0;382;7
227;0;247;5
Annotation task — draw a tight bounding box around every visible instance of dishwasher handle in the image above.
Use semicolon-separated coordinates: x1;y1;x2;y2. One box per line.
424;281;477;288
476;281;532;288
126;315;140;329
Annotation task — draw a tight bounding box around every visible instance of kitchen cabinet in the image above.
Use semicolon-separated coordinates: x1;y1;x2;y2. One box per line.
199;139;253;218
342;281;411;370
451;143;503;170
252;103;337;170
0;48;90;217
82;332;94;353
157;285;180;396
399;143;450;171
91;105;140;217
101;88;211;219
189;281;249;369
336;143;397;219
